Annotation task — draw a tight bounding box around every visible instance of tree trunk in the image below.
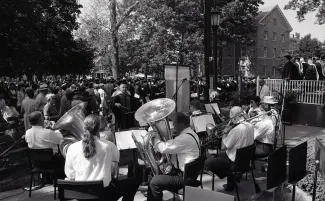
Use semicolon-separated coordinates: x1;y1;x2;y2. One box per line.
110;0;119;79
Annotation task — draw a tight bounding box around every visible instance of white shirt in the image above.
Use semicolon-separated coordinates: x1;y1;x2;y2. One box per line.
65;138;119;187
154;127;200;172
25;126;63;153
254;117;275;144
223;122;254;162
98;88;107;108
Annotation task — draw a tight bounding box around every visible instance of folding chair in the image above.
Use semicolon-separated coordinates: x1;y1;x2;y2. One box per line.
27;148;58;199
57;180;104;201
172;156;205;201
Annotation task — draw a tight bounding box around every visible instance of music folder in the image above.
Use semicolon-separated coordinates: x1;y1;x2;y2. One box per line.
115;129;148;150
192;114;215;133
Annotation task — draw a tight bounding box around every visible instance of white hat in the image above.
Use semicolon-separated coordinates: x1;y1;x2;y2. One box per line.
262;96;278;104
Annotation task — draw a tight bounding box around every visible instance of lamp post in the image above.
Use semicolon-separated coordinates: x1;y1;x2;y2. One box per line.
211;12;221;90
203;0;212;101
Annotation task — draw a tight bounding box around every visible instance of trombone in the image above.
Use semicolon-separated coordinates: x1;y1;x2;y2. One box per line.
202;110;277;148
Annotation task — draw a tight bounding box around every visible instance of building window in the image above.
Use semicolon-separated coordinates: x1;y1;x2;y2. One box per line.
264;31;268;40
273;48;276;58
273;32;276;41
263;65;267;77
264;47;267;57
273;18;277;25
273;66;276;77
281;34;285;42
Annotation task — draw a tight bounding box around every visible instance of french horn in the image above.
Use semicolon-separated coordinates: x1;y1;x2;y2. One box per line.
133;98;175;175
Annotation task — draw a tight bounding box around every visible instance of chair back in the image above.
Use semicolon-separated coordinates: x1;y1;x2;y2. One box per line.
57;179;104;201
235;144;255;173
27;148;55;170
183;156;205;185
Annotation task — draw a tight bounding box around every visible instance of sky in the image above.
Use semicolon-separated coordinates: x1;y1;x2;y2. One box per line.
78;0;325;41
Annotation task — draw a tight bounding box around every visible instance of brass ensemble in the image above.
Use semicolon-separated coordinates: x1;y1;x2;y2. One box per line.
202;110;277;148
133;98;175;175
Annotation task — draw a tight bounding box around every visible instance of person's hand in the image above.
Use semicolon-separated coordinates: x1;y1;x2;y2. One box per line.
115;103;121;108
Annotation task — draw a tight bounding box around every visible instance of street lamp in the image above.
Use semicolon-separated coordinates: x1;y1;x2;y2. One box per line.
211;12;220;90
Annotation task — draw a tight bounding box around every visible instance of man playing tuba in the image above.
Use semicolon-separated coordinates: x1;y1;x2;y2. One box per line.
147;112;200;201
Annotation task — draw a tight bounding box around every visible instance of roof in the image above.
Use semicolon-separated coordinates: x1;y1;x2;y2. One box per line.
256;5;293;32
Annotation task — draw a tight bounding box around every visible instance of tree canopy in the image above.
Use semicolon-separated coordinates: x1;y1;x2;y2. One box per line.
298;34;324;58
76;0;263;78
0;0;95;77
284;0;325;24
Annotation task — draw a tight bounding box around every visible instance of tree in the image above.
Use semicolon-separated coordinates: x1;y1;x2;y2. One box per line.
0;0;94;77
298;34;323;58
284;0;325;24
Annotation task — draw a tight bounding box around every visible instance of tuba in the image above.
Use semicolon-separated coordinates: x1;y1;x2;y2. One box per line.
133;98;175;175
52;102;87;157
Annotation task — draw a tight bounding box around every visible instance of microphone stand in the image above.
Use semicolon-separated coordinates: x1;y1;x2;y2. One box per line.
172;79;187;112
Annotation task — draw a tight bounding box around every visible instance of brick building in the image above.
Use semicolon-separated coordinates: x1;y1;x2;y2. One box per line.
221;5;293;78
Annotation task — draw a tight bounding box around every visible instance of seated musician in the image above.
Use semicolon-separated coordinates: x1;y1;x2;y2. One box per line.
254;104;275;159
248;95;262;118
64;114;139;201
25;111;65;178
189;99;203;130
25;111;63;154
148;112;200;201
205;106;254;191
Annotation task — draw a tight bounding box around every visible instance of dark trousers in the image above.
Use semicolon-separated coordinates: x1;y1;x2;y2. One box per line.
255;140;273;158
147;171;183;201
205;151;235;186
104;177;140;201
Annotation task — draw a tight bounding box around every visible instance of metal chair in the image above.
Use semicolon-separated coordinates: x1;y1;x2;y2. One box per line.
232;144;260;201
57;180;104;201
27;148;57;199
172;156;205;201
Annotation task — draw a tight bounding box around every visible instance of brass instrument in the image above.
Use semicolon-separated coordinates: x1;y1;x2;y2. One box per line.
52;102;88;157
202;110;276;148
133;98;175;175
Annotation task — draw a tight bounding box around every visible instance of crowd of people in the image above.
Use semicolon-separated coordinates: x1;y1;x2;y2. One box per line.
282;53;325;80
0;72;283;201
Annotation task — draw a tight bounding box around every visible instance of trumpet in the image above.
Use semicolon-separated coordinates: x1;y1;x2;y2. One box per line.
202;110;276;148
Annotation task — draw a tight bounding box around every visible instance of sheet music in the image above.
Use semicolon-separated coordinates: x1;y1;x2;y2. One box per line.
210;103;220;115
115;130;147;150
205;103;220;115
192;114;215;133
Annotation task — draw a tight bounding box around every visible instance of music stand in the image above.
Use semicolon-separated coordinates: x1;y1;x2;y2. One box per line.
288;141;307;201
115;129;148;177
267;146;287;190
191;114;215;133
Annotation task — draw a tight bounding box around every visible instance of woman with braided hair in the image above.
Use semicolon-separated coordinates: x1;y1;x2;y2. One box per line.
65;114;139;201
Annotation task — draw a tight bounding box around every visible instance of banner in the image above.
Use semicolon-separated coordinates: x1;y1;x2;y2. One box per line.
164;65;190;113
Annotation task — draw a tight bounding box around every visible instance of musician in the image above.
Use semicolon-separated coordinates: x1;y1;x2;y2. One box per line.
25;111;65;178
65;114;139;201
248;95;262;118
254;104;275;158
148;112;200;201
205;106;254;191
189;99;203;130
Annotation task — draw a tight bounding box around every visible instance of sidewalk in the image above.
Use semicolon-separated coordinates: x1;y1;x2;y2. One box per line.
0;124;322;201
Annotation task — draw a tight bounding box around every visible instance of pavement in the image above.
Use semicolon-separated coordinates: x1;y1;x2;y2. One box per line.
0;124;323;201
